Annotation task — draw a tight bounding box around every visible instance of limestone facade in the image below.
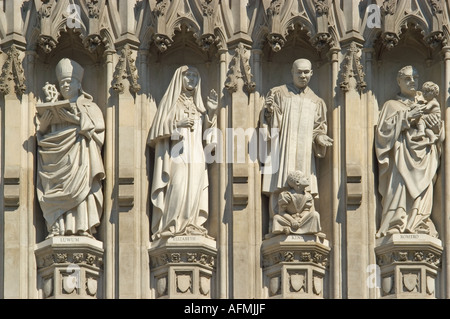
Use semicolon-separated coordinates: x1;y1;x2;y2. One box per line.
1;0;450;299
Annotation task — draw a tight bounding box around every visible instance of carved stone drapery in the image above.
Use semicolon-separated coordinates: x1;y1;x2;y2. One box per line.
0;45;26;95
112;45;141;94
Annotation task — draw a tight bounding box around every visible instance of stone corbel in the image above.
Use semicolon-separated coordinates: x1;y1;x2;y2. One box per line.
152;0;173;52
37;0;58;53
83;0;103;52
379;0;399;51
266;0;286;52
340;42;366;93
112;44;141;94
311;0;333;52
225;43;256;94
198;0;218;51
425;0;447;49
0;45;26;96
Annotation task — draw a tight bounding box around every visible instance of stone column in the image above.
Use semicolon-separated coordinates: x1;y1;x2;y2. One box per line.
261;235;331;299
35;237;104;299
442;45;450;298
375;234;443;298
148;236;217;299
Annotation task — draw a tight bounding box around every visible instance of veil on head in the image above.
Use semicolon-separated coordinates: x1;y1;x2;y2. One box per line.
148;65;205;147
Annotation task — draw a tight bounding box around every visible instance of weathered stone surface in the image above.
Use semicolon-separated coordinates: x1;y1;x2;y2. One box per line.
1;1;450;300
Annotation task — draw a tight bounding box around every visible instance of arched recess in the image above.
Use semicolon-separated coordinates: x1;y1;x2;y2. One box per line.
146;23;221;240
371;20;446;245
259;21;335;247
30;29;110;243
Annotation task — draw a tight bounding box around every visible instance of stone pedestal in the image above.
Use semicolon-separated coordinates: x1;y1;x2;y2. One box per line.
148;236;217;299
261;234;330;299
34;236;104;299
375;234;443;299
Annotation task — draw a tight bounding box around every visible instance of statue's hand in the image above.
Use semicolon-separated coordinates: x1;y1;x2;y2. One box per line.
407;106;423;122
206;89;218;112
58;108;80;124
316;134;333;147
265;95;276;114
423;113;441;133
291;221;300;229
176;117;194;129
37;110;53;133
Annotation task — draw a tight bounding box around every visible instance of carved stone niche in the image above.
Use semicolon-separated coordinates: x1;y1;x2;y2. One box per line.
261;234;330;299
375;234;443;299
148;236;217;299
35;237;104;299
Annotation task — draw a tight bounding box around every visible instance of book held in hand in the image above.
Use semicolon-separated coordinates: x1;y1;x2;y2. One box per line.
36;100;73;125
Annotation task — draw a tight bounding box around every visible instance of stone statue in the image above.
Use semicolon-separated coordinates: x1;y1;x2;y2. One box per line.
148;65;218;240
269;171;322;237
260;58;333;231
375;66;444;238
36;58;105;238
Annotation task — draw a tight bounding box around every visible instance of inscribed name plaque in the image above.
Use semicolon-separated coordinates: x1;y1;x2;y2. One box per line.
375;234;443;299
261;234;330;299
148;236;217;299
35;236;104;299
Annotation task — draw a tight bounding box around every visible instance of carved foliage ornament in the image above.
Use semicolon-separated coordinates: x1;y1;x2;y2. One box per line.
201;0;214;16
429;0;443;15
314;0;329;16
376;250;442;268
87;0;100;19
263;250;329;268
38;0;53;19
340;42;366;93
112;45;141;94
381;0;396;16
151;251;215;268
267;0;284;17
225;43;256;94
0;45;26;95
154;0;169;17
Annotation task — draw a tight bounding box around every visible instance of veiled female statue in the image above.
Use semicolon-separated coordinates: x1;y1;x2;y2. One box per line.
148;65;218;240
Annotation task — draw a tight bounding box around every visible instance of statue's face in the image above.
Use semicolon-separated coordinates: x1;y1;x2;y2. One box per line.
292;60;313;89
397;68;419;96
182;69;199;92
59;77;81;101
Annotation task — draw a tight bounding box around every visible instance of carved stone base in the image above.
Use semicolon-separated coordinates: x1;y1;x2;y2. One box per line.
35;236;104;299
375;234;443;299
261;234;330;299
148;236;217;299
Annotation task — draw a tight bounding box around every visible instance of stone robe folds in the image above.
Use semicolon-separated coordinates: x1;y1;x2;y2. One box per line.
37;93;105;235
148;66;216;240
375;95;444;238
261;84;328;214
